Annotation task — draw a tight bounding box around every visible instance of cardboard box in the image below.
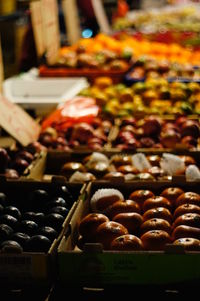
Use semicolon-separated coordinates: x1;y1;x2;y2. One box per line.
0;177;85;287
58;181;200;287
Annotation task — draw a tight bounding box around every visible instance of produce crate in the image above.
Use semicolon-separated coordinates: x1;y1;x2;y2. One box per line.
0;177;85;288
39;65;130;84
58;181;200;287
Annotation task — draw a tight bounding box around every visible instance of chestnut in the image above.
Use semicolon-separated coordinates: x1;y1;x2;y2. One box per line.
29;189;49;210
105;200;141;219
172;213;200;229
0;148;10;172
175;192;200;208
110;234;144;251
4;169;19;179
113;212;143;234
143;196;172;212
161;187;184;206
96;221;128;249
78;213;109;241
11;158;29;174
172;225;200;240
140;218;171;235
173;204;200;220
129;190;155;210
143;207;173;224
16;150;34;163
141;230;171;250
173;238;200;251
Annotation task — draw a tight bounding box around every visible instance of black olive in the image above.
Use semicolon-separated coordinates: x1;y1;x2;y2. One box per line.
11;232;30;248
0;224;14;242
44;213;64;232
19;220;38;236
0;192;7;207
46;197;67;211
48;206;69;217
29;189;49;211
0;240;23;253
4;206;22;220
0;214;18;229
38;226;58;242
25;235;51;252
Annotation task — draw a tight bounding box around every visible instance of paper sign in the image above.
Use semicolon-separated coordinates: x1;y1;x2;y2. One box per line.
0;95;41;146
62;0;81;45
160;153;185;176
41;0;60;65
91;0;112;34
0;38;4;93
131;153;152;172
30;0;45;58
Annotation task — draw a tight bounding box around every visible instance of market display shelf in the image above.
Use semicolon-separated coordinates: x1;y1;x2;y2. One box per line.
58;181;200;287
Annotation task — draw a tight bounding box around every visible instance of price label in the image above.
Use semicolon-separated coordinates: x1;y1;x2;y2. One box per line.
62;0;81;45
0;95;41;146
30;0;45;58
41;0;60;65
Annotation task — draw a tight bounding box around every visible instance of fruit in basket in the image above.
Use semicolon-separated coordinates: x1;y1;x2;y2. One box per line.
19;220;38;236
175;192;200;208
11;158;29;174
172;213;200;229
113;212;143;234
78;213;109;241
0;240;23;253
90;188;124;213
0;192;7;207
38;226;58;242
48;206;69;217
140;218;171;235
110;234;144;251
25;141;46;154
181;120;200;139
0;148;10;172
96;221;128;249
180;136;198;148
11;232;30;248
143;196;172;212
173;204;200;220
142;116;162;137
61;162;86;178
29;189;49;211
143;207;173;224
25;235;51;252
4;206;22;220
0;214;18;230
179;155;196;166
141;230;171;251
117;165;139;174
4;169;19;179
105;200;141;219
129;190;155;210
103;171;124;180
44;213;65;232
15;151;34;164
173;238;200;251
110;154;132;167
161;187;184;206
0;224;14;242
71;123;94;144
140;137;155;148
160;130;181;148
172;225;200;240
